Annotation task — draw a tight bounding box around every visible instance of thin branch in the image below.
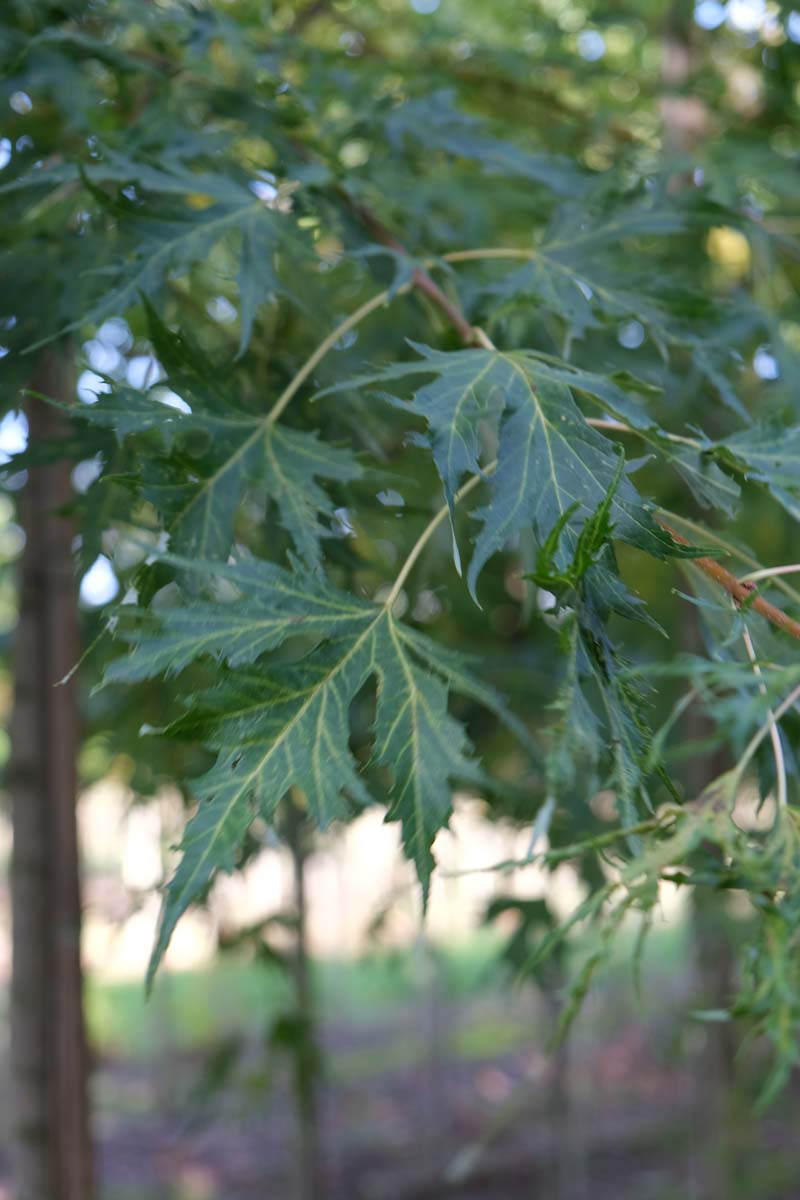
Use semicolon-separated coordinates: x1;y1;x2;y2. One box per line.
442;248;535;263
383;464;497;609
471;326;495;350
740;564;800;586
740;621;786;809
584;415;700;448
408;266;479;345
655;509;800;606
661;522;800;642
266;284;406;425
734;683;800;793
442;815;673;879
348;203;484;345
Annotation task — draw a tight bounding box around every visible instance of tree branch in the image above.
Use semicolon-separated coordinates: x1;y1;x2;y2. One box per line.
348;203;482;345
659;522;800;642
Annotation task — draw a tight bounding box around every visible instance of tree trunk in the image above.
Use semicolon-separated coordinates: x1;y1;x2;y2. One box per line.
9;354;93;1200
681;613;738;1200
546;998;586;1200
284;799;322;1200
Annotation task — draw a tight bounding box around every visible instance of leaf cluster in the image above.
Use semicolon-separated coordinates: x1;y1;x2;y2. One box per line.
3;0;800;1096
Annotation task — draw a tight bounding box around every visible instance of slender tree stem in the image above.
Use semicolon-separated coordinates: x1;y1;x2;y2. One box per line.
11;359;93;1200
740;563;800;585
656;509;800;605
383;464;497;609
283;798;323;1200
442;248;535;263
740;622;786;809
266;285;406;425
584;416;700;447
444;815;672;879
733;683;800;792
662;523;800;642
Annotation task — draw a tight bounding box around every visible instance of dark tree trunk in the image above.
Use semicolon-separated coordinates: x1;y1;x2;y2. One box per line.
284;799;323;1200
9;353;93;1200
681;613;738;1200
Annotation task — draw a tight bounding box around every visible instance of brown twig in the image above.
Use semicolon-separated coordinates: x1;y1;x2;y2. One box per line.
292;0;331;29
659;522;800;642
349;203;482;345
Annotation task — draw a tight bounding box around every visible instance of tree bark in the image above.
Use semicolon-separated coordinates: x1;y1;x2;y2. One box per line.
681;613;738;1200
284;799;323;1200
9;353;93;1200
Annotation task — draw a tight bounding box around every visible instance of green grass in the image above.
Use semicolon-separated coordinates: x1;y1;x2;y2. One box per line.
86;918;689;1063
86;934;504;1058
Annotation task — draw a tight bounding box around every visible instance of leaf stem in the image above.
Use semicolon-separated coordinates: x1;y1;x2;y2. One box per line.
442;248;535;263
733;683;800;795
740;564;800;585
443;814;674;878
383;463;497;609
471;326;496;350
348;203;481;344
584;416;700;448
740;621;786;809
586;417;631;433
265;285;407;426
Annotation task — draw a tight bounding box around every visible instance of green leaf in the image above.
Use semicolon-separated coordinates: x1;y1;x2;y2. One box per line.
105;558;376;681
386;90;586;197
74;385;193;448
79;315;362;567
147;782;255;992
546;613;653;822
94;406;361;568
717;422;800;522
375;618;485;890
70;164;307;353
656;439;740;517
518;371;739;518
531;445;626;589
536;501;666;818
321;344;688;598
113;562;525;979
475;184;754;415
478;189;696;343
497;353;661;431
